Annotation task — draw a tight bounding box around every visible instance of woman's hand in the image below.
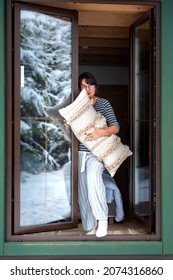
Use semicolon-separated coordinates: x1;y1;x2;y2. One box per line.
85;127;102;141
85;125;119;141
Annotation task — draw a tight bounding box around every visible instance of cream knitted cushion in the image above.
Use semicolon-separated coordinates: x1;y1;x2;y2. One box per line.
59;89;132;177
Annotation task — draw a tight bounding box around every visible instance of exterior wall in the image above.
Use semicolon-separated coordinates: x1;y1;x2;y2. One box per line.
161;0;173;255
0;0;5;256
0;0;173;256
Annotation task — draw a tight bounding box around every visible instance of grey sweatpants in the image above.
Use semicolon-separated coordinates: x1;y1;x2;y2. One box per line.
78;151;108;231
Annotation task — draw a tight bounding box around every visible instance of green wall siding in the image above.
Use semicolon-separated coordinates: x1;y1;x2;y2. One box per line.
161;0;173;255
4;241;162;256
0;0;5;256
0;0;173;256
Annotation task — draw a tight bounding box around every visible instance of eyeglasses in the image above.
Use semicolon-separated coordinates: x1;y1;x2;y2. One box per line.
81;83;95;90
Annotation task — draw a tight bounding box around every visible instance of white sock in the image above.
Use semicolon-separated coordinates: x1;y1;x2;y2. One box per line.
96;219;108;238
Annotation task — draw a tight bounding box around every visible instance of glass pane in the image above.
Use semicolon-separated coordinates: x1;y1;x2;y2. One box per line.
20;10;72;226
134;20;150;220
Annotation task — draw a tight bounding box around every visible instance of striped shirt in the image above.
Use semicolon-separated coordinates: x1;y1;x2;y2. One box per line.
78;98;120;152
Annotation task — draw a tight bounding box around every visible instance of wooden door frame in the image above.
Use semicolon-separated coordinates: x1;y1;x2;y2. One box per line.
6;0;79;238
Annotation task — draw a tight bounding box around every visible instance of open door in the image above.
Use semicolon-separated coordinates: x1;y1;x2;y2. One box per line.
13;2;78;234
130;10;156;233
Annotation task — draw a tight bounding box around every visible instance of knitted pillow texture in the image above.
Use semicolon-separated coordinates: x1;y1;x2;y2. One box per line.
59;89;132;177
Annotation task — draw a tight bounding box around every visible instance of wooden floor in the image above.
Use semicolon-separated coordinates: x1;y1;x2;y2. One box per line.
59;219;147;236
32;218;147;237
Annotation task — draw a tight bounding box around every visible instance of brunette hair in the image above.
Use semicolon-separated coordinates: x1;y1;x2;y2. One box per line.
78;72;98;91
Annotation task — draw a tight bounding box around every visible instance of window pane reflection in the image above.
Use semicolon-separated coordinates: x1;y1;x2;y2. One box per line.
20;10;72;226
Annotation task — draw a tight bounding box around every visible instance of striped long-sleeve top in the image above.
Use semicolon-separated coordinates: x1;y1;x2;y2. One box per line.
78;97;120;152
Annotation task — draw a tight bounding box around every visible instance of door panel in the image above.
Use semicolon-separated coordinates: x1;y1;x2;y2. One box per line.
13;3;78;234
130;11;156;232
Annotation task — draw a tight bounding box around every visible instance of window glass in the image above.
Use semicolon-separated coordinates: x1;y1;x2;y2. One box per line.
134;20;150;220
20;10;72;226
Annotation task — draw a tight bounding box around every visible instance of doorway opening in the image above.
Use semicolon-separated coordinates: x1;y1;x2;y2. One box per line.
7;1;160;241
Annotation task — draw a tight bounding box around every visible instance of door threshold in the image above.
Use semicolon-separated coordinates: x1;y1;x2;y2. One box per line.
8;218;156;241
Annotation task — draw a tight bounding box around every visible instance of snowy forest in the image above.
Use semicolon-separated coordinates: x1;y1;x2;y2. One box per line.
19;10;72;226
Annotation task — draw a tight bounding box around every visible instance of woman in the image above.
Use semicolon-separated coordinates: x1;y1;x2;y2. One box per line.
78;72;124;237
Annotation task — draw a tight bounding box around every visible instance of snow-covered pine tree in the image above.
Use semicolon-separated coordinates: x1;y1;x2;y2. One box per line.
20;10;72;172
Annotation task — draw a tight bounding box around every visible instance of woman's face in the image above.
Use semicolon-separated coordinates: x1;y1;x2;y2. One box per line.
80;78;96;99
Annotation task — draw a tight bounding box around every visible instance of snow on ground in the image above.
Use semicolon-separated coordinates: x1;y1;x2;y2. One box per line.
20;170;71;226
